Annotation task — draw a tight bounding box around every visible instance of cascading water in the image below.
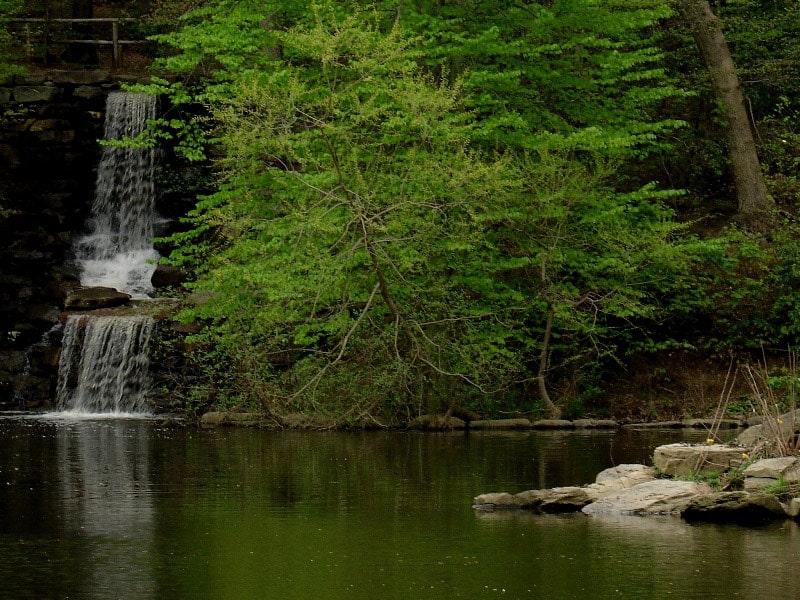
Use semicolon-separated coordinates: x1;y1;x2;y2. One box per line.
56;315;154;413
57;91;160;414
74;91;159;297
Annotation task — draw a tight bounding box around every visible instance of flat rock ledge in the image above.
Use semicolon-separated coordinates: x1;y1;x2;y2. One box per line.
64;286;131;310
474;487;591;513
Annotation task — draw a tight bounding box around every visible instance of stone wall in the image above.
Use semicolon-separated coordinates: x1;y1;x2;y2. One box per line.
0;70;189;410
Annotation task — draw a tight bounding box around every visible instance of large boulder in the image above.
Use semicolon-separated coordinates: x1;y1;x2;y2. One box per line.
585;464;655;501
652;443;747;477
582;480;713;516
64;286;131;310
682;492;787;524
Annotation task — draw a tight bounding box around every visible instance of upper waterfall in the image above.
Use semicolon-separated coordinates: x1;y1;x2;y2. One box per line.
74;91;159;297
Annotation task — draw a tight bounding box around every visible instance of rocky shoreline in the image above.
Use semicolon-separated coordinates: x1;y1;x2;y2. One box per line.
198;411;748;431
473;412;800;526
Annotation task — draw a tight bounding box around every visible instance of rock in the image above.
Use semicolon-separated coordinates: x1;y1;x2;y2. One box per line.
682;492;787;525
47;70;112;85
742;456;800;481
64;286;131;310
13;86;63;103
742;457;800;490
585;464;656;501
573;419;618;429
0;350;27;373
473;492;516;508
469;418;532;430
582;480;713;516
408;414;466;430
736;409;800;449
200;411;272;427
652;443;747;477
473;487;591;513
787;498;800;519
151;264;186;288
682;418;743;429
281;413;336;429
531;419;575;429
199;412;226;426
520;487;592;513
623;421;684;429
13;73;46;85
744;477;779;491
73;85;106;100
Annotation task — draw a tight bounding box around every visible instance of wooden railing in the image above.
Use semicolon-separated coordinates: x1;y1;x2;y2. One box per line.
11;17;145;69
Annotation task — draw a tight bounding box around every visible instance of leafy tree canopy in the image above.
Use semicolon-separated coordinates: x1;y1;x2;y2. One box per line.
148;0;715;419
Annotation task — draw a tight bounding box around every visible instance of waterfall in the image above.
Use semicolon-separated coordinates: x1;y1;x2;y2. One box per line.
56;314;154;414
56;92;161;414
74;91;159;298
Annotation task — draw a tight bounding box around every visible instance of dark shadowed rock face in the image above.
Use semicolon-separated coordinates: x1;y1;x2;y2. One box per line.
0;76;107;408
151;264;186;289
682;492;787;525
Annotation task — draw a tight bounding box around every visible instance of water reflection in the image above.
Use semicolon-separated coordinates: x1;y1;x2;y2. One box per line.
56;420;155;599
0;418;793;600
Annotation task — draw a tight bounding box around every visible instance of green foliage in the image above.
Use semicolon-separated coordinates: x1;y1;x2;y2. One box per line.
398;0;686;156
0;0;25;79
147;0;714;419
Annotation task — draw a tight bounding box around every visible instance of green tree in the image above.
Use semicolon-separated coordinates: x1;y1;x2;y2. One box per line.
151;0;706;420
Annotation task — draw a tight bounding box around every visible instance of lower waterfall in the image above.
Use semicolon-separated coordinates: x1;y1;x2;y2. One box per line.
56;314;154;414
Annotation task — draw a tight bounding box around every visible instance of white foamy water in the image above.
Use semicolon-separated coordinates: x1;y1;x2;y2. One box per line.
56;315;154;414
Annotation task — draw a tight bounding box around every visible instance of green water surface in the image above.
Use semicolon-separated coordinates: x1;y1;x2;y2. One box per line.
0;417;796;600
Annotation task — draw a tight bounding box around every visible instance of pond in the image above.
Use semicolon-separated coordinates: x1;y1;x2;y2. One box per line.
0;416;797;600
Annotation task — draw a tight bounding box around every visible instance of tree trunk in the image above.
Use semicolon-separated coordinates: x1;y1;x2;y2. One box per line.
537;303;561;419
675;0;773;218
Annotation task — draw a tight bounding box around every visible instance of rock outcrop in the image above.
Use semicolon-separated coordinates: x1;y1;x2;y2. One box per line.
474;452;800;524
653;443;748;477
582;480;713;516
